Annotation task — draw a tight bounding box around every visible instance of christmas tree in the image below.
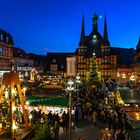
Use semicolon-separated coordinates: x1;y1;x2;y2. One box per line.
87;52;101;87
31;118;52;140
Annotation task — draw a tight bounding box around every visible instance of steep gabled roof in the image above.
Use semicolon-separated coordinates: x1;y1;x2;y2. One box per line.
46;52;75;71
12;47;32;59
0;29;14;45
111;47;135;65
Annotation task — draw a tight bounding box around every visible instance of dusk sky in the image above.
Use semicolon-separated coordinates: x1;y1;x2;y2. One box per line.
0;0;140;54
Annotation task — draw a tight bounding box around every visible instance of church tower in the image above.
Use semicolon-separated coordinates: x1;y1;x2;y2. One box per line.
79;15;85;46
76;14;88;79
103;14;110;46
92;13;98;33
76;12;112;81
100;14;111;80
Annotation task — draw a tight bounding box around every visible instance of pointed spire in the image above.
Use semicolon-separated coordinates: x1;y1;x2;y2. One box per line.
136;36;140;50
103;13;109;46
92;12;98;32
80;14;85;42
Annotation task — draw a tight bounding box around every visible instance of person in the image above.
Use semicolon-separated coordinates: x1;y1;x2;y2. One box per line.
40;117;44;125
116;129;125;140
53;121;60;140
75;109;79;124
92;110;98;126
62;111;68;131
101;127;111;140
78;137;85;140
99;110;105;128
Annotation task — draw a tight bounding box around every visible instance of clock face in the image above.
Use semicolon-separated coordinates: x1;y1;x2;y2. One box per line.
93;35;97;41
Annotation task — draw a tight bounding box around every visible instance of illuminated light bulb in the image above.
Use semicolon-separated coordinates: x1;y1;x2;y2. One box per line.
11;89;16;96
29;114;32;123
23;87;26;91
26;101;29;106
12;124;17;130
122;73;126;79
5;91;8;99
12;106;16;111
29;114;32;119
23;87;27;96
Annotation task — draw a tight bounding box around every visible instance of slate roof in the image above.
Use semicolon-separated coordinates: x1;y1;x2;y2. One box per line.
12;47;32;59
110;47;135;65
0;29;14;45
46;52;75;72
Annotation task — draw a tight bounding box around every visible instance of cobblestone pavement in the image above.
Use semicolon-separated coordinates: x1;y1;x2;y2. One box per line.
59;120;102;140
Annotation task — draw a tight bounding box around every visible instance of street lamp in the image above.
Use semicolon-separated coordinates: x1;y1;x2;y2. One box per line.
65;79;75;140
75;74;81;105
26;101;30;112
29;114;32;124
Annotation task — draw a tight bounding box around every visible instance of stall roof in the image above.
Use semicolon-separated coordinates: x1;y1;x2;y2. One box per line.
26;96;69;107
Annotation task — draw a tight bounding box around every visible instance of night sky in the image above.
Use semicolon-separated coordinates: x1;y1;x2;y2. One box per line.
0;0;140;54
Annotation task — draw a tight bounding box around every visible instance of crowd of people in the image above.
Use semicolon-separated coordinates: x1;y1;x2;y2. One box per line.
73;87;133;140
28;85;133;140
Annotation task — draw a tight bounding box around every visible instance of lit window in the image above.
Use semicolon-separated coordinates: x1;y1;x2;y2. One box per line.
105;72;107;75
50;64;58;71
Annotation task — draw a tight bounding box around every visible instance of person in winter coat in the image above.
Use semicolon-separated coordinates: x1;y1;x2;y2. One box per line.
53;121;60;140
92;110;98;126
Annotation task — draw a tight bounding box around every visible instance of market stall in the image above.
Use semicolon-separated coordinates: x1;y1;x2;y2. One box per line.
24;96;69;116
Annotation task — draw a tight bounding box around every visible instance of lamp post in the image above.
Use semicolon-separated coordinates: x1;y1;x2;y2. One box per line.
65;79;75;140
75;74;81;106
